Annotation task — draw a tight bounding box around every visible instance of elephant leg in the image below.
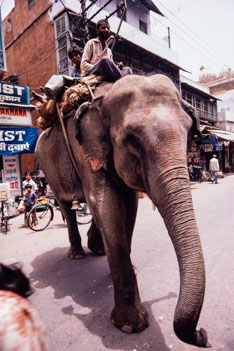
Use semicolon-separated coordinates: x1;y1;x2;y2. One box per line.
87;179;148;333
123;189;138;253
87;219;105;255
58;201;85;259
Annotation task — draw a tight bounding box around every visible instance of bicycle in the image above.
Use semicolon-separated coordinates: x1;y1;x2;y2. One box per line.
27;196;92;231
0;200;10;234
76;203;92;225
47;197;92;225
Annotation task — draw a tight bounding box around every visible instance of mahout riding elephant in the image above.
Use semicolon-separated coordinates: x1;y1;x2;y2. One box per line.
34;74;210;347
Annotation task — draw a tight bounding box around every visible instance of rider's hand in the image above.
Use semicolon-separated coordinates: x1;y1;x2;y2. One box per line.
116;62;123;69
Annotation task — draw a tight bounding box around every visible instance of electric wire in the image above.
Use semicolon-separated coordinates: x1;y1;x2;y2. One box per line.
14;46;58;79
151;13;228;71
171;0;200;12
155;0;231;67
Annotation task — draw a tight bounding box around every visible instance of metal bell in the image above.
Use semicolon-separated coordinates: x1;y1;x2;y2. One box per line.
71;200;81;211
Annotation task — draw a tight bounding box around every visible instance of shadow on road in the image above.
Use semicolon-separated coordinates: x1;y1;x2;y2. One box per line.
30;247;176;350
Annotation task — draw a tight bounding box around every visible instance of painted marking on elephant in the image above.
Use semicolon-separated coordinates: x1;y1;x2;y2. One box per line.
144;109;150;115
84;155;104;172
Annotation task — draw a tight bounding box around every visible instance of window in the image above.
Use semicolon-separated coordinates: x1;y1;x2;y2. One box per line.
204;100;208;112
195;97;201;109
139;20;148;34
28;0;36;10
54;14;69;74
55;16;66;38
117;4;126;21
186;93;192;105
57;36;68;74
7;19;12;30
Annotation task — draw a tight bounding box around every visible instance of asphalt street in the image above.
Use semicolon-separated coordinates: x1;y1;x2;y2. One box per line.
1;175;234;351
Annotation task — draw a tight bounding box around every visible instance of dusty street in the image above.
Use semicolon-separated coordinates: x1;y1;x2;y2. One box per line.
0;175;234;351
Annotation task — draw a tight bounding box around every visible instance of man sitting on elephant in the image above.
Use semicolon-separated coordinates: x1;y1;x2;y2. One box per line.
81;19;132;82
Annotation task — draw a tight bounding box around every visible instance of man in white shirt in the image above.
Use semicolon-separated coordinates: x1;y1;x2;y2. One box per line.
81;19;132;82
22;172;38;194
209;154;220;184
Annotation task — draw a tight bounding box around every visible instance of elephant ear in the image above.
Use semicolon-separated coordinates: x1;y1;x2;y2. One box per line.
181;98;202;145
74;96;111;172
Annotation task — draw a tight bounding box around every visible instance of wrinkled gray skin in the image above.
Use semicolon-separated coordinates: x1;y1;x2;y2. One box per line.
35;74;210;347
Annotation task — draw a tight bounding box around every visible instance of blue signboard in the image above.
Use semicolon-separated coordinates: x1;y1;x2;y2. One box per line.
0;127;39;155
0;82;30;105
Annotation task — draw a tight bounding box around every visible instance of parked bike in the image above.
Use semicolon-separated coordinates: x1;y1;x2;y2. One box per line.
0;200;10;234
27;196;92;231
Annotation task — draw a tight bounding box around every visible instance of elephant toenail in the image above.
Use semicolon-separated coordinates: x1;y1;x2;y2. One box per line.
121;324;133;333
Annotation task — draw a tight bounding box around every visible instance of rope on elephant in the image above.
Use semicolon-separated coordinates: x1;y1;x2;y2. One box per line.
35;75;103;130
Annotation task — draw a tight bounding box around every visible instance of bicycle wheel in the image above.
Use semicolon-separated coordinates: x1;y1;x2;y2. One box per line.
76;205;92;225
1;217;9;234
27;204;54;231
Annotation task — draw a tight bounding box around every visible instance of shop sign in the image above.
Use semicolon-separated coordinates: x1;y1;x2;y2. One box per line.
0;127;39;155
2;154;21;196
0;82;30;105
0;107;32;126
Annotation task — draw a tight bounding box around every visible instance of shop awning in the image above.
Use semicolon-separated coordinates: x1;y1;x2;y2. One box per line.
206;129;234;142
0;102;35;110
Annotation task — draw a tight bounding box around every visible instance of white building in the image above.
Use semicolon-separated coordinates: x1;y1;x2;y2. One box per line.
216;90;234;132
50;0;183;86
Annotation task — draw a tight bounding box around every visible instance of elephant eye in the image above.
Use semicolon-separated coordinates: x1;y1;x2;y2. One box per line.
125;135;141;154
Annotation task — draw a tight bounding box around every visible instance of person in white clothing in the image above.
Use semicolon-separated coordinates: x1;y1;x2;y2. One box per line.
209;154;220;184
22;172;38;194
80;19;132;82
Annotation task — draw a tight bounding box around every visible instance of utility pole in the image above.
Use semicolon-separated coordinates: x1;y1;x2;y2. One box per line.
167;27;171;49
80;0;90;46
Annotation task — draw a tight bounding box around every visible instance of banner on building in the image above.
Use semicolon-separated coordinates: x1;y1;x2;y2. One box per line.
0;106;32;126
0;82;30;105
2;154;21;196
0;127;39;155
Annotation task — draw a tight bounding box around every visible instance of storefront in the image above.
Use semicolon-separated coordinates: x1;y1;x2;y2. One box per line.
0;82;37;198
187;126;234;173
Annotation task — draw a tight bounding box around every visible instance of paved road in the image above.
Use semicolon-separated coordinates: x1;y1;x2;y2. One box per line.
1;175;234;351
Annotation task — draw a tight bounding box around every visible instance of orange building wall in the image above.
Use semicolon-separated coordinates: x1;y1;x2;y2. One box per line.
2;0;58;173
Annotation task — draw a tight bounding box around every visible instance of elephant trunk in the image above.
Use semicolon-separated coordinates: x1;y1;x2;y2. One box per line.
147;166;210;347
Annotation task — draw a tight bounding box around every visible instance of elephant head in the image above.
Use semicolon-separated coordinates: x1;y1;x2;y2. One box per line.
78;74;209;347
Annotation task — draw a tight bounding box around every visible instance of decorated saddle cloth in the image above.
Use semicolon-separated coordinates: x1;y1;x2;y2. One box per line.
36;75;103;130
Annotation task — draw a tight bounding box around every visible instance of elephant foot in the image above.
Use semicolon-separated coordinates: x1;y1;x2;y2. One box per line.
174;325;211;348
68;247;86;260
87;224;105;255
111;304;148;333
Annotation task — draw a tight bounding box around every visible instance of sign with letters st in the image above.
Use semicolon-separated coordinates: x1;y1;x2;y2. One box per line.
0;127;39;155
0;82;30;105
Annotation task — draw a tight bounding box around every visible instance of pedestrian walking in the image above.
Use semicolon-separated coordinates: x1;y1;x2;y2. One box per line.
209;154;220;184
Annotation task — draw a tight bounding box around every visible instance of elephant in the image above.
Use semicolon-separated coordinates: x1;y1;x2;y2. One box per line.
34;74;210;347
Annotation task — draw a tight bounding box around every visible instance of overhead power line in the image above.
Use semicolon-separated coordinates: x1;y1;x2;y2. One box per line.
151;16;226;72
155;0;232;68
151;12;229;69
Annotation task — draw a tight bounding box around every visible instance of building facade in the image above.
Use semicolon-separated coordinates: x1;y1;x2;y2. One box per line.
2;0;221;173
0;8;7;80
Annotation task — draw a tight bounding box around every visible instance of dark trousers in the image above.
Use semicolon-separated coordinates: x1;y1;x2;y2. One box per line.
88;57;132;82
